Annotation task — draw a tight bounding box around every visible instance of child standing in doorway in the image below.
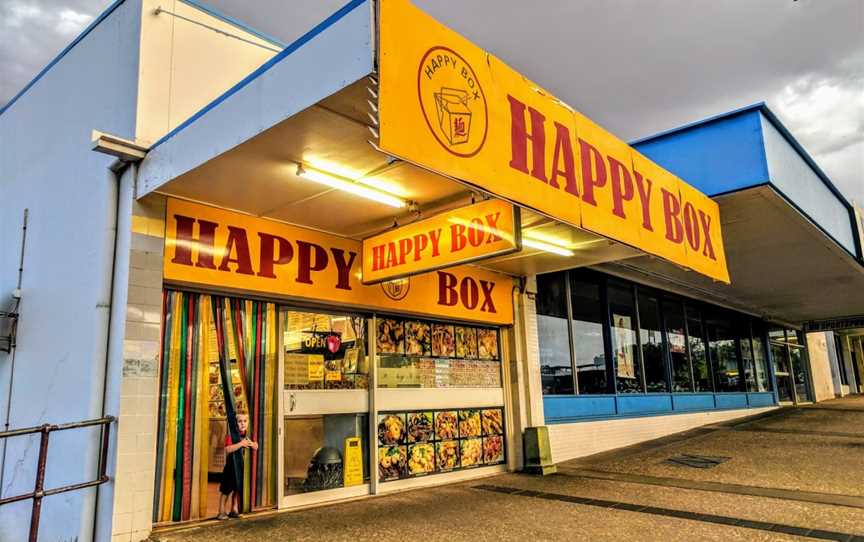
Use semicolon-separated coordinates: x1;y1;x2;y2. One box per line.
218;413;257;520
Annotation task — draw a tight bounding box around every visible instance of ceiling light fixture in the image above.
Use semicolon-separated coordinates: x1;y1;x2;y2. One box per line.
521;235;574;257
296;164;407;208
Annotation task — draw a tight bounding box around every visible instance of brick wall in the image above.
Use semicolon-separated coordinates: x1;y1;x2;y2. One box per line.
112;194;165;542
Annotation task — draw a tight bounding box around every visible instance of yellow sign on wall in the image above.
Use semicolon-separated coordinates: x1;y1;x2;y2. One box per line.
163;198;514;325
343;437;363;487
378;0;729;283
362;199;519;284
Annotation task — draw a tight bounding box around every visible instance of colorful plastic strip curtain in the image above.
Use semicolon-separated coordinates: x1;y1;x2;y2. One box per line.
153;291;278;523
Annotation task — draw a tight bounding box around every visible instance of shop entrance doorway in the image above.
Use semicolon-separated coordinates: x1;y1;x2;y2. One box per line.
153;291;279;524
770;329;812;404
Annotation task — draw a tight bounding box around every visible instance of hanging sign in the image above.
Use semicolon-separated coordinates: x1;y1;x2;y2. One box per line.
361;199;519;284
377;0;729;283
163;198;514;325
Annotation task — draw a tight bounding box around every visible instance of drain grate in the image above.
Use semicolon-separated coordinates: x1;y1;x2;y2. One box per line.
664;454;730;469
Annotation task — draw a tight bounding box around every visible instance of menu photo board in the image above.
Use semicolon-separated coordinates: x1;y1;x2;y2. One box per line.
376;407;505;482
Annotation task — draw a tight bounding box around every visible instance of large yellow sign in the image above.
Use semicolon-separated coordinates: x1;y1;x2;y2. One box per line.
362;199;519;284
163;199;514;325
378;0;729;283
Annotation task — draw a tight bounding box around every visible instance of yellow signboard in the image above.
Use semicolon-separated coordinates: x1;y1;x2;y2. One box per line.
362;199;519;284
343;437;363;487
163;198;514;325
377;0;729;283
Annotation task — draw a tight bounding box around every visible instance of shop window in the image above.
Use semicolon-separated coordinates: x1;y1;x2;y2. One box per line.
536;273;573;395
789;346;811;401
570;273;609;394
377;408;505;481
686;306;712;392
609;283;642;394
284;311;369;390
376;316;502;389
664;300;693;392
638;291;669;393
834;333;849;386
740;322;757;392
284;414;369;495
707;311;743;392
751;321;771;392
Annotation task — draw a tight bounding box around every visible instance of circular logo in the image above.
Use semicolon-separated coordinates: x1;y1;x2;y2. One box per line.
381;278;410;301
417;46;488;157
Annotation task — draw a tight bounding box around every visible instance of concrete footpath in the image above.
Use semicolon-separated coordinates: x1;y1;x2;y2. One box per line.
150;396;864;541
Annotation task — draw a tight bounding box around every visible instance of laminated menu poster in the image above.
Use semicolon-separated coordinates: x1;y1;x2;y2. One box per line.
284;354;310;386
307;354;325;382
613;314;636;379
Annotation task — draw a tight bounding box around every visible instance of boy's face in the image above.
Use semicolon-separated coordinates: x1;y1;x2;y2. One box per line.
237;415;248;432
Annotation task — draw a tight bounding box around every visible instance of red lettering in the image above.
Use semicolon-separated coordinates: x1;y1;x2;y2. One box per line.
661;189;684;244
412;233;428;261
468;218;485;247
257;232;293;278
386;242;398;268
633;170;654;231
484;212;502;242
508;95;547;182
372;244;386;271
578;139;607;206
682;202;700;251
479;280;497;313
171;215;217;269
429;229;442;257
450;224;467;252
550;121;579;196
296;241;328;284
699;210;717;260
398;238;412;265
437;271;458;306
608;156;634;219
330;248;357;290
460;277;479;309
218;226;254;275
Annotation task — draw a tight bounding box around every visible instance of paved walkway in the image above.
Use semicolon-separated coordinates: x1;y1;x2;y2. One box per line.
150;396;864;541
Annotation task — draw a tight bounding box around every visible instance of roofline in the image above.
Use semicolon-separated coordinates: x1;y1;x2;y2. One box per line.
0;0;287;118
149;0;367;151
177;0;287;49
630;102;861;259
0;0;128;117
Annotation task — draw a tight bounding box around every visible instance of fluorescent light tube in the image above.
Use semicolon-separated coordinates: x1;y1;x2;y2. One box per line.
296;165;406;208
522;237;574;257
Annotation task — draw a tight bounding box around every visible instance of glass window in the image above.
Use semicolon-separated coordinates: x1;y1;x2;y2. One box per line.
570;273;609;394
772;342;794;402
834;333;849;386
739;321;757;392
664;300;693;392
790;346;811;401
609;283;642;393
284;311;369;390
638;291;668;392
786;330;802;346
707;311;743;392
686;306;712;392
751;321;771;392
284;414;369;495
536;273;573;395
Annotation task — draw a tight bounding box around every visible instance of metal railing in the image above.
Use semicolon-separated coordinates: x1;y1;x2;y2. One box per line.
0;415;115;542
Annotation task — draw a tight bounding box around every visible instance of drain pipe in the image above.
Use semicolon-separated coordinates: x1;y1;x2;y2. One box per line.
89;132;147;541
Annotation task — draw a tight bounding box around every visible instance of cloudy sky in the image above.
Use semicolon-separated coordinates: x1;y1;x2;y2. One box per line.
2;0;861;204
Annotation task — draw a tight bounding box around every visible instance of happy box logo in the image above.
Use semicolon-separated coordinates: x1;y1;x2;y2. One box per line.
418;46;488;157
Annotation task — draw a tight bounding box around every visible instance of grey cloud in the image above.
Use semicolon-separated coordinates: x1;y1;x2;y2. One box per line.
2;0;862;203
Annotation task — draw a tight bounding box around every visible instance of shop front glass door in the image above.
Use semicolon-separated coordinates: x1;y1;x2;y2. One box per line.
771;342;794;403
789;346;812;402
281;310;371;501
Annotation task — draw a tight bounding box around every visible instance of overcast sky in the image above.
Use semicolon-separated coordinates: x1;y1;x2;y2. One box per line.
2;0;861;204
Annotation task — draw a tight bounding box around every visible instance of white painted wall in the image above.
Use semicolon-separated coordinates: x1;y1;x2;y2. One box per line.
0;2;142;541
806;332;838;402
548;407;777;463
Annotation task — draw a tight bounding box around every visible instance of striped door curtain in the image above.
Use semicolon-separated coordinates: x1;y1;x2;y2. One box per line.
153;291;278;523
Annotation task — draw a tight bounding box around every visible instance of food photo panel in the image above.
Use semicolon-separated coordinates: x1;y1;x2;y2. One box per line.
377;413;406;446
376;318;404;355
431;323;456;357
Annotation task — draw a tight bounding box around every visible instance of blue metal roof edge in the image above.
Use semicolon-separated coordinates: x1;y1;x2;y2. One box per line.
150;0;367;151
628;102;766;146
630;102;862;260
177;0;287;49
0;0;127;117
